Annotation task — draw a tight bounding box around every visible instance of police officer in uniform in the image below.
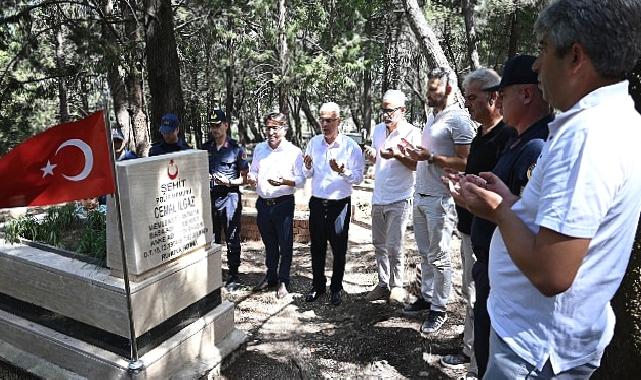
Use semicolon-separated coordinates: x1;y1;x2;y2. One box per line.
149;113;191;156
202;110;249;291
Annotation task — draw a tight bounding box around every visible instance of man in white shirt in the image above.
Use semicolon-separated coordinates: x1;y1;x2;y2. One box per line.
451;0;641;378
302;102;365;306
249;112;305;299
403;67;475;335
363;90;421;304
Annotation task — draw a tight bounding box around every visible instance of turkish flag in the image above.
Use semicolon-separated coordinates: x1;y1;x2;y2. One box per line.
0;111;116;208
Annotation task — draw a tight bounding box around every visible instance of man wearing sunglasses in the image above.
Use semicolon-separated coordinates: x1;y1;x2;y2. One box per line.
363;89;421;305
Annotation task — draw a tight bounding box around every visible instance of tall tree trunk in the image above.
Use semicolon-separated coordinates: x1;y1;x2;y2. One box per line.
382;10;404;93
277;0;289;118
507;2;520;58
123;0;149;156
362;68;373;138
300;91;320;135
53;20;69;123
145;0;185;144
402;0;465;106
225;11;234;138
462;0;480;71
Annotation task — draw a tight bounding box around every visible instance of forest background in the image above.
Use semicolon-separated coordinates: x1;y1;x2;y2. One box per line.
1;0;640;378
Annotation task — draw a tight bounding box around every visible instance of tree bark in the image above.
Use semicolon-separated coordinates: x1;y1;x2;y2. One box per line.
53;17;69;123
300;91;320;135
402;0;465;106
462;0;480;71
144;0;185;144
382;10;405;93
507;2;520;58
361;68;373;138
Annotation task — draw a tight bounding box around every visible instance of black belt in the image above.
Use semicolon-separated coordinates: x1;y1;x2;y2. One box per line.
212;185;240;194
418;193;430;197
260;194;293;206
312;196;350;206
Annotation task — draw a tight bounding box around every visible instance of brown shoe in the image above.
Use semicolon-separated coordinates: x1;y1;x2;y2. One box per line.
365;286;390;301
276;283;289;299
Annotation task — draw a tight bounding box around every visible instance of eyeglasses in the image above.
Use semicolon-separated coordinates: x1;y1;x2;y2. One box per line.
264;125;284;132
380;107;401;116
320;118;338;124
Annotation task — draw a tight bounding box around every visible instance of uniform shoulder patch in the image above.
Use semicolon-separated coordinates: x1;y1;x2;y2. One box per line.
527;161;537;180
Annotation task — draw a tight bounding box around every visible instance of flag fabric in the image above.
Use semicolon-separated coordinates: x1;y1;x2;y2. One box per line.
0;111;116;208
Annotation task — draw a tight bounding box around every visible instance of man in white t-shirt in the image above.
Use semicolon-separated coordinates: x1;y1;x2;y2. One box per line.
363;90;421;304
451;0;641;378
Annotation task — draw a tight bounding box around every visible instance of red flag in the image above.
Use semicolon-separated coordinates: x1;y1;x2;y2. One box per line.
0;111;115;208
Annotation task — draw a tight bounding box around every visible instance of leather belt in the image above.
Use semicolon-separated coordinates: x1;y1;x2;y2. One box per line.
312;196;350;206
260;194;293;206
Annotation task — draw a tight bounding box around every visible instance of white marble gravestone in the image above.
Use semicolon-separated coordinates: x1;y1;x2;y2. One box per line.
107;149;214;276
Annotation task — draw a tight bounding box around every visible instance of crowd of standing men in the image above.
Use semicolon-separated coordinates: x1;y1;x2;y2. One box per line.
122;0;641;379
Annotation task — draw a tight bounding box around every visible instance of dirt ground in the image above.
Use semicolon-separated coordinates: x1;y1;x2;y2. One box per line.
217;190;470;379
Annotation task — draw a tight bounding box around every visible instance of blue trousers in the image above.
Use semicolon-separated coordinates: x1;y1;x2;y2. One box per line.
256;195;295;285
211;191;242;276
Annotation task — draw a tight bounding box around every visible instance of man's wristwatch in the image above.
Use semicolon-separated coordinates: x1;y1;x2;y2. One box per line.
427;153;435;163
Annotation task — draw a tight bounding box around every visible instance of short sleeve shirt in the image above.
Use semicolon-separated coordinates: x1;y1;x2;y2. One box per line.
416;105;475;196
202;138;249;182
488;81;641;373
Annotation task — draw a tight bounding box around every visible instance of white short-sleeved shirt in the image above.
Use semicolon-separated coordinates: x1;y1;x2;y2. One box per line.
371;121;422;205
303;134;364;199
416;104;475;196
249;140;305;199
488;81;641;374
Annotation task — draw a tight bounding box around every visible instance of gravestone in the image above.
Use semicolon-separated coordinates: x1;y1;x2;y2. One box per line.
107;150;213;276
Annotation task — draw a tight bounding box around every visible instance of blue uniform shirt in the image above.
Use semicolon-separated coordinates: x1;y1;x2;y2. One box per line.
202;137;249;190
471;115;552;261
148;138;191;156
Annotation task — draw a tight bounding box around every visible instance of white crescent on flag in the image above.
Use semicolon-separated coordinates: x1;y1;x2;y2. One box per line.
55;138;94;182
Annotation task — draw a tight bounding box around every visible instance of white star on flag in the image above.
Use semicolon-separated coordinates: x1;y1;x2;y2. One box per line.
40;160;57;178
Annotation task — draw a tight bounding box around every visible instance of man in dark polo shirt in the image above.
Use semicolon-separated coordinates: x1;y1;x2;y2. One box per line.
468;54;552;378
440;67;514;377
202;109;249;291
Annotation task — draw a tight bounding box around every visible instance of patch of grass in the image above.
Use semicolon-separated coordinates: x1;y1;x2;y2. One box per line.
4;203;106;265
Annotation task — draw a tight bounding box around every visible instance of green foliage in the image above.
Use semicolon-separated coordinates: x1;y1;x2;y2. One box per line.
4;203;107;264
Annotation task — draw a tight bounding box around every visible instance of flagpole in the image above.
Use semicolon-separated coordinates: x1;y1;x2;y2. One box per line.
103;108;143;372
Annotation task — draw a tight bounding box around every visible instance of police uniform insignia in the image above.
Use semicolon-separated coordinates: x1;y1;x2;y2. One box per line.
241;151;248;160
527;161;537;180
213;113;218;121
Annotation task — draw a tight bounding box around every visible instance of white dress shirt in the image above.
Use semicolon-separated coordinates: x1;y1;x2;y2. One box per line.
488;81;641;373
303;133;364;199
371;121;422;205
249;140;305;199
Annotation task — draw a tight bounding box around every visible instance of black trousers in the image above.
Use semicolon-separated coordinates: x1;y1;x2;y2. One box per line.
309;196;351;293
211;191;242;276
472;253;491;379
256;195;295;285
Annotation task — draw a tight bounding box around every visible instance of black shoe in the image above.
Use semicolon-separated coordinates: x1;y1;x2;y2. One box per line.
330;291;342;306
253;277;277;292
403;298;431;315
304;289;326;302
276;283;289;299
421;311;448;334
225;276;242;292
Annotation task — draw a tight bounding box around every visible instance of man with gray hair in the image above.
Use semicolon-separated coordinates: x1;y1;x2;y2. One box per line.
302;102;364;306
403;67;475;335
363;89;421;304
440;67;513;376
451;1;641;378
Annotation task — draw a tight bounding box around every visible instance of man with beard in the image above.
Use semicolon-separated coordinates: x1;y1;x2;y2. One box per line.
363;89;421;305
249;112;305;299
302;102;364;306
202;109;248;292
404;67;475;334
440;67;513;378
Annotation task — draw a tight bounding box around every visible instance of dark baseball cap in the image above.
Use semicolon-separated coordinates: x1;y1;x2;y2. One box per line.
484;55;538;91
210;109;228;125
112;129;124;141
159;113;179;134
